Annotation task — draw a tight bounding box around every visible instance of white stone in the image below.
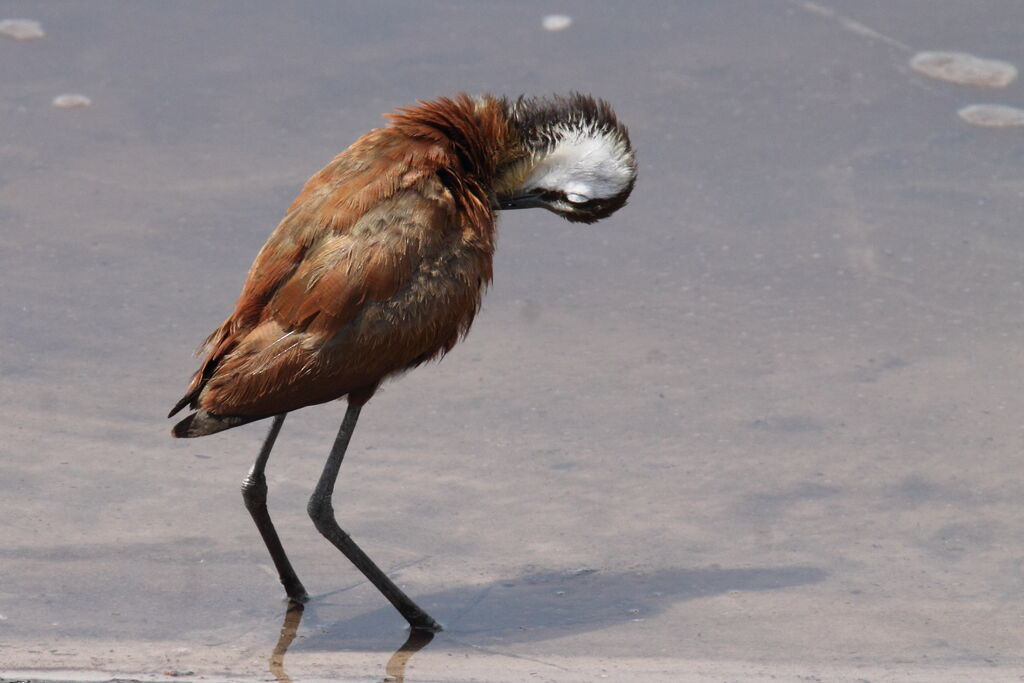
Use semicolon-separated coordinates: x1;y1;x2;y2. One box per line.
958;104;1024;128
542;15;572;32
910;51;1017;88
52;94;92;109
0;18;44;40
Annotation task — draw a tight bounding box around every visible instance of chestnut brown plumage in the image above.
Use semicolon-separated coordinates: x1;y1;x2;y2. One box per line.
169;93;636;631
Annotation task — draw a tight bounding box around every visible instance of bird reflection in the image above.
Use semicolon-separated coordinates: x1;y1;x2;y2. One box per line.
383;628;435;682
266;599;435;683
269;600;304;682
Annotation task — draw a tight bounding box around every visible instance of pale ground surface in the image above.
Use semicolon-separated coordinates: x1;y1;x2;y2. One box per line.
1;1;1023;682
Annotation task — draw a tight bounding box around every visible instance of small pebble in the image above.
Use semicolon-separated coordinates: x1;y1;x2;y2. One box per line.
542;14;572;32
910;51;1017;88
52;94;92;109
0;18;44;40
958;104;1024;128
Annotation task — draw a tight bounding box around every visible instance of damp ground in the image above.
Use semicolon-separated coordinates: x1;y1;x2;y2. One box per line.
2;1;1023;681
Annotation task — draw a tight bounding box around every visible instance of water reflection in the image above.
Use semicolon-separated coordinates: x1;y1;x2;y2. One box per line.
383;629;435;683
267;599;435;683
258;565;823;678
269;600;304;683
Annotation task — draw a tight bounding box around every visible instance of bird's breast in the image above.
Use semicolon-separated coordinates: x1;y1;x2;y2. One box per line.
333;229;492;371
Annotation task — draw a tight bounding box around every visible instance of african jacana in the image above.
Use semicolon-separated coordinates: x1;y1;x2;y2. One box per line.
169;93;637;631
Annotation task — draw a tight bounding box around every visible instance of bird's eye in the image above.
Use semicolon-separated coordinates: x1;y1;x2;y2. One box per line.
566;193;590;204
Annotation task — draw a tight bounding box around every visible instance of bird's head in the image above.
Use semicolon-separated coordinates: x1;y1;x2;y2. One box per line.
493;93;637;224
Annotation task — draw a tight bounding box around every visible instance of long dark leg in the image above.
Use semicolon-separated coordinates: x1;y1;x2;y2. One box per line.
242;414;309;602
306;402;441;632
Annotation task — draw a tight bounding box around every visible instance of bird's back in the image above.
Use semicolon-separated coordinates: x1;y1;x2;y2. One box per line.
171;99;501;436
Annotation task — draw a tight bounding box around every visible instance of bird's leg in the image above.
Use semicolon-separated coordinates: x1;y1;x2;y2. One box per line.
242;413;309;602
307;402;442;632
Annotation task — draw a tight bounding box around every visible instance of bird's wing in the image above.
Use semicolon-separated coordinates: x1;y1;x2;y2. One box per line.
196;202;444;415
170;131;454;416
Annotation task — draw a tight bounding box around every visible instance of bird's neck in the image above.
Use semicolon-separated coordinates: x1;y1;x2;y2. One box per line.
384;94;519;186
384;94;515;253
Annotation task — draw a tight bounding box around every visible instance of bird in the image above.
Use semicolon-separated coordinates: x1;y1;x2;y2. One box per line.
169;92;637;632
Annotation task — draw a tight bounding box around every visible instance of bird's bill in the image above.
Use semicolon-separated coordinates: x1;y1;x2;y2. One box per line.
496;192;546;210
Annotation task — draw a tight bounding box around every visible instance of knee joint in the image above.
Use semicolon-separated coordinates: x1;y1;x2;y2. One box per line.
241;472;268;510
306;495;334;528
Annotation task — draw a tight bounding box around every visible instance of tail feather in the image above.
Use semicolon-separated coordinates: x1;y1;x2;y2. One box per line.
167;391;197;419
171;410;266;438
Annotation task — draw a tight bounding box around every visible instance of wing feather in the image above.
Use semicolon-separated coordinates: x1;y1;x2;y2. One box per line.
170;131;452;416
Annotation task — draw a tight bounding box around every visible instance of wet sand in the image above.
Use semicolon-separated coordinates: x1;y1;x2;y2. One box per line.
2;1;1023;680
